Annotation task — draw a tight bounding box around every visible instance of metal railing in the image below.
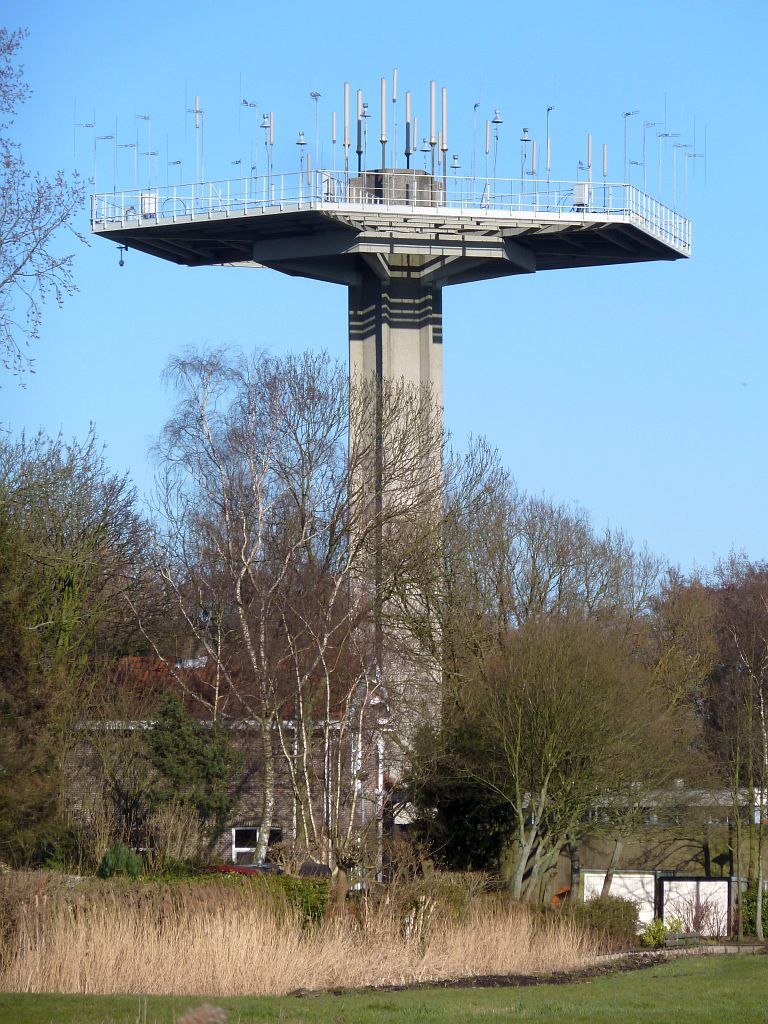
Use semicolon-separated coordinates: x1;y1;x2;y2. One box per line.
91;170;691;255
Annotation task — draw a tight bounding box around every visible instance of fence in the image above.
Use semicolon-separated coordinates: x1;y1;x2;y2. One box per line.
91;169;691;255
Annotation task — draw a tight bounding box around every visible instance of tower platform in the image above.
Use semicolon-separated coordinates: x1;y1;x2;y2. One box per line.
92;168;690;412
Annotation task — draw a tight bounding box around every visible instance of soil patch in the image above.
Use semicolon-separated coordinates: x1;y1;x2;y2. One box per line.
289;949;764;998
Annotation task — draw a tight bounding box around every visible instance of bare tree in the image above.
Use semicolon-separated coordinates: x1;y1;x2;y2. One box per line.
409;457;683;899
146;347;445;871
0;28;85;376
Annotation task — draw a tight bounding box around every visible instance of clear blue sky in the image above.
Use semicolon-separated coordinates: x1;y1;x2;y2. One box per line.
3;0;766;573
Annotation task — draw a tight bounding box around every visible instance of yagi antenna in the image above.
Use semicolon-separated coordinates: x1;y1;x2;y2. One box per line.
185;98;204;184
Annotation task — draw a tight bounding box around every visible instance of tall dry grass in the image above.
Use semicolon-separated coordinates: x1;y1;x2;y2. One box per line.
0;872;600;996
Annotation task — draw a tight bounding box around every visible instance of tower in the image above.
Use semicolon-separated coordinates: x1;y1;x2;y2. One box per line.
91;80;691;749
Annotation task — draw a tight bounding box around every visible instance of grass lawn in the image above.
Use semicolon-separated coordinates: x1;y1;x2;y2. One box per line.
0;954;765;1024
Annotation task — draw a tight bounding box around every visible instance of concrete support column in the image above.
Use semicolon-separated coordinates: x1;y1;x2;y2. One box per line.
348;269;443;409
347;265;443;763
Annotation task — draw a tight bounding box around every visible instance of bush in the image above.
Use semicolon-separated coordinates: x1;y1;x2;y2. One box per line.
258;874;329;925
741;888;768;937
97;842;143;879
567;895;639;948
639;917;668;948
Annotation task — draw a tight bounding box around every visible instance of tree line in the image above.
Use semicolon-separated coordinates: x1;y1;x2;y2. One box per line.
0;345;766;935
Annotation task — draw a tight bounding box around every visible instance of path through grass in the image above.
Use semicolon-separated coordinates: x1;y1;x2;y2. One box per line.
0;954;764;1024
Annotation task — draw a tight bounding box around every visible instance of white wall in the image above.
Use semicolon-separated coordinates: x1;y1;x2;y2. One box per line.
582;870;656;925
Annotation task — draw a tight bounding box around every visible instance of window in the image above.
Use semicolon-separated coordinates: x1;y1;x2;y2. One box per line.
231;826;283;864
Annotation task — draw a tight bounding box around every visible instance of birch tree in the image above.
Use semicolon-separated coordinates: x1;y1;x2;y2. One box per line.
148;346;444;868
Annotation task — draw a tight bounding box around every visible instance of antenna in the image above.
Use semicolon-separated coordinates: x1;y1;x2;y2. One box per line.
656;130;681;198
491;109;502;179
242;98;259;183
546;105;554;188
622;110;639;184
472;102;480;180
296;129;307;180
185;98;204;185
75;116;96;185
343;82;350;179
441;87;448;192
261;112;274;194
642;121;662;193
520;127;531;193
429;80;436;175
310;91;321;169
117;141;138;188
135;113;155;187
392;68;398;168
362;101;370;171
404;91;412;169
356;89;363;173
420;135;430;171
380;77;387;169
672;142;692;210
96;132;117;192
168;158;183;184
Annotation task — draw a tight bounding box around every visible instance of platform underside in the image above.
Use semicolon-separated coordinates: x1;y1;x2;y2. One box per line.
93;203;687;288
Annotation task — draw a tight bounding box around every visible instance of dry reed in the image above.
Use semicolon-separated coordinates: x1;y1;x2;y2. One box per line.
0;873;600;996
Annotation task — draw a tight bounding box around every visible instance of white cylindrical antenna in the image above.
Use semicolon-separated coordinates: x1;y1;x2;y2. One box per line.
588;133;592;182
485;120;490;155
269;112;274;147
332;110;337;145
343;82;350;154
603;143;608;178
392;68;398;168
380;77;387;167
441;87;447;151
429;80;436;145
532;139;537;176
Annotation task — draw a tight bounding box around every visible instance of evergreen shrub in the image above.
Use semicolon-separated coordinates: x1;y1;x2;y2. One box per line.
97;842;143;879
